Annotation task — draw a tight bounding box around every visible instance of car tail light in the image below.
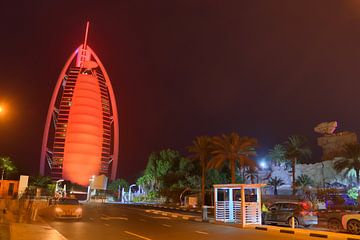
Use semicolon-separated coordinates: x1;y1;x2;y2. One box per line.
299;211;312;216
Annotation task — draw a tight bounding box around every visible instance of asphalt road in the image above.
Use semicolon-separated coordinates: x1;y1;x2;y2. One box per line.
40;204;351;240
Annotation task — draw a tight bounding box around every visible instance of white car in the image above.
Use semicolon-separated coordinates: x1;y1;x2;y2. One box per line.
342;214;360;235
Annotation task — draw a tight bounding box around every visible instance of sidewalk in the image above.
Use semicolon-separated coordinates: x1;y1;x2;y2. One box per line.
0;224;10;240
0;199;68;240
10;223;67;240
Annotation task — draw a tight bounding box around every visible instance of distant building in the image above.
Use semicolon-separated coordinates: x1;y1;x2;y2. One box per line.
0;180;19;198
40;22;119;185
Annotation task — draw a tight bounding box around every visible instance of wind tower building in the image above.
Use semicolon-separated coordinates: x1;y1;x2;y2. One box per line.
40;22;119;185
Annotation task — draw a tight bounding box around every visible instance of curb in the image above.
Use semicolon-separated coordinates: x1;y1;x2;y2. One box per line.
142;204;202;214
117;202;203;214
144;209;213;223
250;225;360;240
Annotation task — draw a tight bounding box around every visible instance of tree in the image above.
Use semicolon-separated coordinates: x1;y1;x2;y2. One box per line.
206;168;229;188
30;175;52;197
0;156;16;180
245;166;258;184
284;135;311;195
296;174;313;193
268;144;287;167
138;149;199;203
268;177;284;195
187;136;211;206
108;179;129;193
209;133;257;183
141;149;175;191
30;175;52;188
334;143;360;184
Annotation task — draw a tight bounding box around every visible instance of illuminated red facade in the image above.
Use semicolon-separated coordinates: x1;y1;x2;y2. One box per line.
40;22;119;185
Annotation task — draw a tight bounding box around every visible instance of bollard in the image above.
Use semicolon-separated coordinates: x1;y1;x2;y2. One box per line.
291;216;295;229
202;206;208;221
32;208;38;221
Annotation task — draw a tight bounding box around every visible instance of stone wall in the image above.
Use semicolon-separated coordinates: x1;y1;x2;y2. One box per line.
317;131;357;160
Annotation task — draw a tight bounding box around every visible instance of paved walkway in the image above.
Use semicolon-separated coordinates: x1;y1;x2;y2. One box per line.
0;224;10;240
10;223;67;240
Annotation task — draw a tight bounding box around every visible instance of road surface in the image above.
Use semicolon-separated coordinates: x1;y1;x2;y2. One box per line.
41;204;353;240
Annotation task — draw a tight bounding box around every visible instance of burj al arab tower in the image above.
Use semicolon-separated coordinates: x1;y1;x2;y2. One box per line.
40;22;119;185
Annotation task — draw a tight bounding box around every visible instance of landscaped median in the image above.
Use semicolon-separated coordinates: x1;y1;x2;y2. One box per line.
249;224;360;240
144;209;206;222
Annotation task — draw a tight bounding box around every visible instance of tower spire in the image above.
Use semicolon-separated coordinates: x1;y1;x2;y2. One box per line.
76;21;91;67
83;21;90;50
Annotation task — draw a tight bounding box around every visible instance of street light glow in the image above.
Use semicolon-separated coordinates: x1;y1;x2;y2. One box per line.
259;159;267;169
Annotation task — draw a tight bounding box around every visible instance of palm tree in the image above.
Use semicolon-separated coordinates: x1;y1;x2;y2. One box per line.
208;133;257;183
30;175;52;198
334;143;360;184
268;144;287;167
268;177;284;195
245;166;258;184
284;135;311;195
0;156;16;180
187;136;211;206
296;174;313;193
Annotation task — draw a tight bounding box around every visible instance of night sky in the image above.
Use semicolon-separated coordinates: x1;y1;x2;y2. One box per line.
1;1;360;182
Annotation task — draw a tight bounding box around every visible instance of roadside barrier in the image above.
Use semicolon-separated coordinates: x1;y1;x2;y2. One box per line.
252;225;360;239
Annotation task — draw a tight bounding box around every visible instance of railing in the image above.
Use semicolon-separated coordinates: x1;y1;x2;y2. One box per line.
216;201;260;225
215;201;241;223
245;202;261;225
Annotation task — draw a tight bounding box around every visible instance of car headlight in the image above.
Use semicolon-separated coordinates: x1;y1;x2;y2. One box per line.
55;207;63;213
75;208;82;213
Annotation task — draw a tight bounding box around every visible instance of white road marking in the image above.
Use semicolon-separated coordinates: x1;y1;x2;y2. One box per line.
162;224;171;227
100;216;128;221
124;231;152;240
151;216;171;220
195;231;209;235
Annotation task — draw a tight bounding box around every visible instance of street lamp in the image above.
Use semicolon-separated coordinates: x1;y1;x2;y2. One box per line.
87;175;95;202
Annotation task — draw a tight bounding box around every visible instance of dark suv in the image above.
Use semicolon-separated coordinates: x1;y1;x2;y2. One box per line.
264;202;318;228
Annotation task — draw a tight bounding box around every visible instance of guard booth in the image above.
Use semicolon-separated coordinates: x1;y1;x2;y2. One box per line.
214;184;264;227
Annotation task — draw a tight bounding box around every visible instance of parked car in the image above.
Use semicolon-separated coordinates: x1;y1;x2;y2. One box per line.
342;214;360;234
263;202;318;228
50;197;83;219
325;212;360;234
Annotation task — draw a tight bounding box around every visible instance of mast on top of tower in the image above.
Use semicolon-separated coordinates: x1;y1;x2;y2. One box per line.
76;21;91;67
83;21;90;50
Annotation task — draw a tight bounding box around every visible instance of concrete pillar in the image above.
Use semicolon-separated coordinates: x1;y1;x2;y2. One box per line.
241;187;246;228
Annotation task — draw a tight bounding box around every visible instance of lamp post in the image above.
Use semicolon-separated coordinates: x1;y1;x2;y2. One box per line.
128;184;136;202
87;175;95;202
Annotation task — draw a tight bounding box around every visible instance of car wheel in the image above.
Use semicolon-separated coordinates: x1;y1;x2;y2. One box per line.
328;218;341;232
288;217;299;228
347;219;360;235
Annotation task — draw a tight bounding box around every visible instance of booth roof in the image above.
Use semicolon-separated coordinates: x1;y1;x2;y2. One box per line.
213;183;266;189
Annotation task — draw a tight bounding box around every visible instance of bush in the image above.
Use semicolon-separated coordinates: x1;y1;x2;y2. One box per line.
317;188;345;209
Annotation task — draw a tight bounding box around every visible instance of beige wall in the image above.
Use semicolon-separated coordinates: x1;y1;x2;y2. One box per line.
0;180;19;198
